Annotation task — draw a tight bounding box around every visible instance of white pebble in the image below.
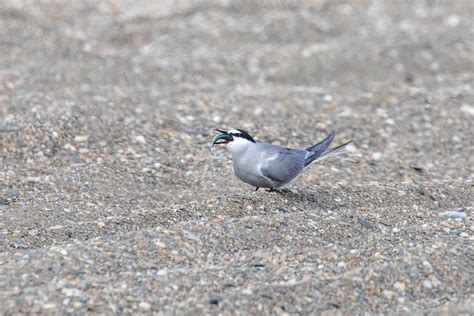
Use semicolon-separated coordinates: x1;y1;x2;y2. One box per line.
438;211;467;219
460;105;474;116
139;302;151;311
445;14;460;27
371;152;382;160
323;95;333;102
135;135;147;144
74;135;88;142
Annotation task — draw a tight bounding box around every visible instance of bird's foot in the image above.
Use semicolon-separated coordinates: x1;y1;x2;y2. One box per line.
254;187;260;191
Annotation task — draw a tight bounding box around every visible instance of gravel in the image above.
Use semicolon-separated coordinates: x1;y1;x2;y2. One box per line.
1;0;473;314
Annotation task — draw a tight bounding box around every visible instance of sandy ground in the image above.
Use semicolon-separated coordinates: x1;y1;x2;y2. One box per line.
0;0;473;314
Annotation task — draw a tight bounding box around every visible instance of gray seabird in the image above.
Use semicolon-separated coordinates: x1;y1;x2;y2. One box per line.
212;128;353;191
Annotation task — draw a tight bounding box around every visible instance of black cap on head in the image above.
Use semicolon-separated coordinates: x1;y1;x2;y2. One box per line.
228;128;255;143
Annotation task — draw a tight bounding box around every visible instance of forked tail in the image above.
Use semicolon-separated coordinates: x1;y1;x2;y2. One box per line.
304;131;353;167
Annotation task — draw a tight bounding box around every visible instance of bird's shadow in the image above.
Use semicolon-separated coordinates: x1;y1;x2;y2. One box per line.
251;186;345;211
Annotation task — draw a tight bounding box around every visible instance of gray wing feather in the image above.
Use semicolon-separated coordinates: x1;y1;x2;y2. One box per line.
304;131;336;166
259;147;306;184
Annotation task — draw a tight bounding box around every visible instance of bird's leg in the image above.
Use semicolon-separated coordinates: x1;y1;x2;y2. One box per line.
255;187;260;191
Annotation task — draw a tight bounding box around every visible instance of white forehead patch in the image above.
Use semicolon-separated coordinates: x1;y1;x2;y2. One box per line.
227;129;240;134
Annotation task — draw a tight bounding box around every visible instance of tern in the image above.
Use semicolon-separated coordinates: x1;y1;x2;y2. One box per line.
212;128;353;191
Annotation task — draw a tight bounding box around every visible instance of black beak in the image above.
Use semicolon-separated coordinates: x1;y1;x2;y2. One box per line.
212;131;234;146
214;128;228;134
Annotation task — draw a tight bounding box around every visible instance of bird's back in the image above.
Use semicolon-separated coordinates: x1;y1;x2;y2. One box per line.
232;142;306;188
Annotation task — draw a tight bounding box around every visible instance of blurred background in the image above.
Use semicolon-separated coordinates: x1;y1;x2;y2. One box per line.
1;1;472;191
1;0;473;314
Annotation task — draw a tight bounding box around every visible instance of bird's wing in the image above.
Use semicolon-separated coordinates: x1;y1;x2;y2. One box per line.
259;146;306;184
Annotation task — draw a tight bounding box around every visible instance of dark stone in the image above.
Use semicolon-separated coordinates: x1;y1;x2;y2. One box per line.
250;263;266;268
358;218;374;230
404;73;414;83
410;165;425;174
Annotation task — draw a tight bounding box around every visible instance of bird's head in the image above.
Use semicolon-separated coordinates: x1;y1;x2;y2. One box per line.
212;128;256;154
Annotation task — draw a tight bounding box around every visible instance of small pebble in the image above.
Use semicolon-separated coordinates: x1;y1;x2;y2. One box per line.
74;135;88;142
371;152;382;160
139;301;151;311
358;218;374;229
438;210;467;219
27;229;39;237
3;188;20;198
135;135;147;144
